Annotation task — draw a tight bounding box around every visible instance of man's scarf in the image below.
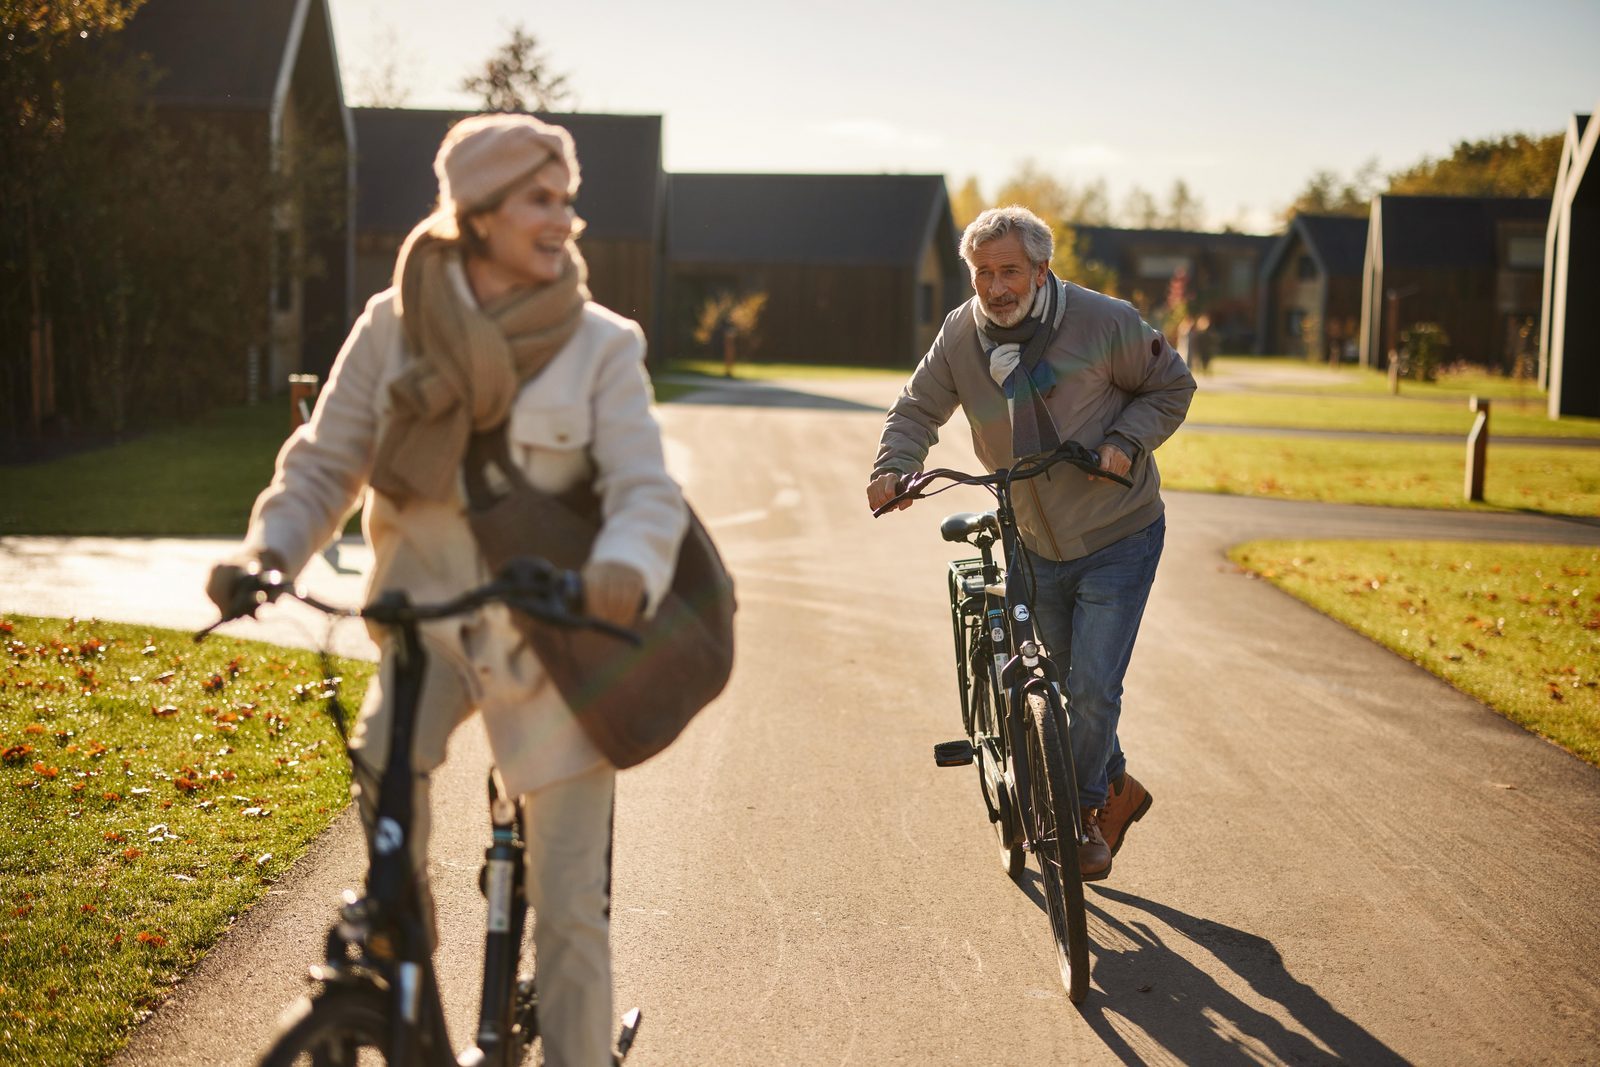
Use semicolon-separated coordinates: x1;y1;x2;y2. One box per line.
369;216;590;504
974;274;1067;458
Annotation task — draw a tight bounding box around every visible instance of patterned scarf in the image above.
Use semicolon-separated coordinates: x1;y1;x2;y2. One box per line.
974;274;1067;458
370;215;590;504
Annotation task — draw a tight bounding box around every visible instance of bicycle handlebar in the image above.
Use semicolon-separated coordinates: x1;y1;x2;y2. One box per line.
195;555;642;646
871;439;1133;518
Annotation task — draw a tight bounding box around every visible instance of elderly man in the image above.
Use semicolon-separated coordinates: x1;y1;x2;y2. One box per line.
867;205;1194;879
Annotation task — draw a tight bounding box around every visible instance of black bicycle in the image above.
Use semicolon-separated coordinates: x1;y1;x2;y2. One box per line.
873;440;1131;1005
197;556;643;1066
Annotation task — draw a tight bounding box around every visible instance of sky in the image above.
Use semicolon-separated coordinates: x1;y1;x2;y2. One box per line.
328;0;1600;233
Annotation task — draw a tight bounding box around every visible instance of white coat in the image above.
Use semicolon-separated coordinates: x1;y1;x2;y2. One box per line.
243;263;689;794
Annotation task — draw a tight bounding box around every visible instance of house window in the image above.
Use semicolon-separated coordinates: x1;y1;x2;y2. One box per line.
1229;258;1254;297
1506;235;1544;270
918;283;935;324
1285;308;1305;340
1135;254;1191;279
1296;255;1316;280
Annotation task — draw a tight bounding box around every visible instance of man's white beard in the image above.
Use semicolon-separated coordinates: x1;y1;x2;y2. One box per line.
986;280;1041;328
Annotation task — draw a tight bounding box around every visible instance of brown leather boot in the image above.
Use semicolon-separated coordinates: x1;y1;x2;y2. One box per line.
1100;771;1153;858
1078;809;1111;881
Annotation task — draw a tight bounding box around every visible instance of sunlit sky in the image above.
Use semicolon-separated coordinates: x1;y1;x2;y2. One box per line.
328;0;1599;233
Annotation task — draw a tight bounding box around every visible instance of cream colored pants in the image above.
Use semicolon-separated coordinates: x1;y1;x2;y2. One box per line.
350;635;616;1067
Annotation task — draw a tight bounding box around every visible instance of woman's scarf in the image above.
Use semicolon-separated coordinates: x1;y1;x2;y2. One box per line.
974;274;1068;458
370;215;589;504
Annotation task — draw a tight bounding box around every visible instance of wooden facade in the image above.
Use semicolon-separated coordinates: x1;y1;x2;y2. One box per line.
1540;108;1600;418
1358;196;1550;371
1256;214;1369;360
664;174;964;366
351;110;664;350
1073;226;1273;352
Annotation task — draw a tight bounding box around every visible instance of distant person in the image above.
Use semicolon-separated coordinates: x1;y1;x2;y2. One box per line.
206;113;687;1066
866;206;1195;879
1183;313;1215;375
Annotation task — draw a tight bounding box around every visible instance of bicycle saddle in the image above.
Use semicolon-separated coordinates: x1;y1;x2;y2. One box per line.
940;511;1000;544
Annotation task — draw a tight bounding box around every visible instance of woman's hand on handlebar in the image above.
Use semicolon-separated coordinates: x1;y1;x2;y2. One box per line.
1088;443;1131;483
205;549;288;620
581;559;645;628
867;471;912;513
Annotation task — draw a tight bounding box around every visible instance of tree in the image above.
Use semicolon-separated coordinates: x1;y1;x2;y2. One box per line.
351;25;414;108
462;24;573;112
949;176;985;232
1163;179;1204;230
1283;157;1381;220
1387;132;1562;198
1120;185;1161;228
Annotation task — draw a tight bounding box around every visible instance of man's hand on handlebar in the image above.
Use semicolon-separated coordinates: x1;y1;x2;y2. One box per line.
1088;443;1131;483
867;471;911;514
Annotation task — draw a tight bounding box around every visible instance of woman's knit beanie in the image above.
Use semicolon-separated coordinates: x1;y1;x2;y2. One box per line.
434;113;581;215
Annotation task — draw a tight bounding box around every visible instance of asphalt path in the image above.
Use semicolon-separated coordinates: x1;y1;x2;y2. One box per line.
5;374;1599;1065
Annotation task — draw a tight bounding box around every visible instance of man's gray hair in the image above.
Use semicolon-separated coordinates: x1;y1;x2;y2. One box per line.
960;206;1054;269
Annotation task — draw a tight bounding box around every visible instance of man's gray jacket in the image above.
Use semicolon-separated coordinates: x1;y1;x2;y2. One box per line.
873;282;1196;562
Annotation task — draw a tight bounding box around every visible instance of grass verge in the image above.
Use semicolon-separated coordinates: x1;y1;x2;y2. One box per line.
1160;432;1600;516
1189;390;1600;440
1227;541;1600;766
1211;358;1556;402
0;404;289;538
0;615;372;1066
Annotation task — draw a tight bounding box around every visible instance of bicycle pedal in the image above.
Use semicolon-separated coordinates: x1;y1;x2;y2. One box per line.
615;1006;643;1063
933;740;974;767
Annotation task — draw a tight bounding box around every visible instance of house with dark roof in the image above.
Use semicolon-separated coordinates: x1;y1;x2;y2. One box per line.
1072;226;1273;352
121;0;354;384
351;109;665;345
1358;195;1550;371
664;174;964;365
1539;106;1600;418
1255;214;1369;360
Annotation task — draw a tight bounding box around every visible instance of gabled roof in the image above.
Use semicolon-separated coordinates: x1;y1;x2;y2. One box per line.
1374;195;1550;270
120;0;301;110
1261;213;1369;283
1073;225;1272;266
668;174;950;266
353;109;663;242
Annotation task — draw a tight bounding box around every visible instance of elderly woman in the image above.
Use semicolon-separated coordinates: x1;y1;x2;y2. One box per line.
207;113;688;1066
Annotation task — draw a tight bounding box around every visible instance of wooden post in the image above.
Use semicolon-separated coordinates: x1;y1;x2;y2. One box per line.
1465;395;1490;503
288;374;319;430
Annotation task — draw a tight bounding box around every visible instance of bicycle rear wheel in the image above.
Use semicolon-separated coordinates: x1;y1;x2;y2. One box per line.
257;986;393;1066
1024;690;1090;1004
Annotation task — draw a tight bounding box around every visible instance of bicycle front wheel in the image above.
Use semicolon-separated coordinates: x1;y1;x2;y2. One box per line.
257;986;393;1066
1024;690;1090;1004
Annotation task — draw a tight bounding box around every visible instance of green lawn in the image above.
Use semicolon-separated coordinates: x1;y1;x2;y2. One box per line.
1189;390;1600;439
1211;357;1552;402
0;404;289;538
0;616;371;1066
1228;541;1600;767
1160;432;1600;517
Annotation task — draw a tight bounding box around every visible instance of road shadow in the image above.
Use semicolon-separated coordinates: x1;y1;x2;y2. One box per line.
1077;886;1407;1066
664;377;884;413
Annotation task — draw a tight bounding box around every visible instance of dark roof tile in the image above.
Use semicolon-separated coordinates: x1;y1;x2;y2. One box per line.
1375;195;1550;270
121;0;300;110
668;174;949;266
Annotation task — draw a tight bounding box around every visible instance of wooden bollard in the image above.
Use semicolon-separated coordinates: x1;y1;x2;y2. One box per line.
288;374;320;430
1465;396;1489;502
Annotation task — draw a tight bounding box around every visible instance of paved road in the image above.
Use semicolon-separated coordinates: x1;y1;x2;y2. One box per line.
6;374;1600;1065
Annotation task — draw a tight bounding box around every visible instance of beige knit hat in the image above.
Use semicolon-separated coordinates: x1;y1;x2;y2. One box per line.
435;113;581;215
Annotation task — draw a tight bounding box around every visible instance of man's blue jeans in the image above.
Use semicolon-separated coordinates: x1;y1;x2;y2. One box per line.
1013;515;1165;810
